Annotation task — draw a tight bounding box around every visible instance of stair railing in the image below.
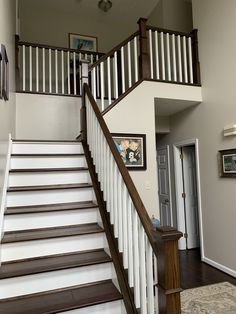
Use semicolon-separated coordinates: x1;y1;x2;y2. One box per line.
89;18;201;112
80;61;182;314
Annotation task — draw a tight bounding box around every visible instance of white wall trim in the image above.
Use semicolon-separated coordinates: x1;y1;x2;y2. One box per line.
202;256;236;278
173;138;205;258
0;134;12;244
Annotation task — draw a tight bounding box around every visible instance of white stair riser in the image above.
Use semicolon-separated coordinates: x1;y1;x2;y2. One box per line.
9;171;90;187
10;156;87;169
7;188;94;207
2;233;107;262
4;208;99;231
12;143;83;154
60;300;126;314
0;263;114;299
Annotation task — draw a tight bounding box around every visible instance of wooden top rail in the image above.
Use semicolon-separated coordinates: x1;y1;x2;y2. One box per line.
89;30;139;71
147;25;192;38
17;40;104;57
84;83;176;253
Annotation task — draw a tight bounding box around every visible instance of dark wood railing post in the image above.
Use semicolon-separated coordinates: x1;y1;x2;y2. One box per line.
15;34;20;91
137;17;151;79
190;29;201;85
80;59;90;142
154;226;183;314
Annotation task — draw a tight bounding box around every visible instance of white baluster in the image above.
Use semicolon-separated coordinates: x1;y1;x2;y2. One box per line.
160;32;165;80
177;35;183;82
96;55;100;98
42;48;45;92
149;30;154;79
114;51;118;99
36;47;39;92
122;185;128;269
147;241;154;314
107;57;111;105
121;46;125;93
117;173;123;252
188;36;193;84
29;46;32;91
113;164;118;238
166;33;171;81
127;195;134;287
61;50;64;94
183;36;188;83
67;51;70;94
92;68;97;100
139;224;147;314
127;41;132;88
73;52;77;95
154;31;160;80
55;49;58;93
134;36;139;82
109;152;114;225
133;209;141;308
172;34;177;82
49;48;52;93
100;62;105;111
22;45;26;91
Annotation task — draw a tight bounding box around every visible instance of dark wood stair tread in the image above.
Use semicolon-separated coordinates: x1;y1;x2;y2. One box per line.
0;280;122;314
0;249;111;279
7;183;92;192
2;223;104;243
9;167;88;173
6;201;98;215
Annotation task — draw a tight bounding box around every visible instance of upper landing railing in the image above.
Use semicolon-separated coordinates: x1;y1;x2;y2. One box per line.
15;18;200;104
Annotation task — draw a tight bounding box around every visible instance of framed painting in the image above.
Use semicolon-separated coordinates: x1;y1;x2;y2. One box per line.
219;149;236;177
68;33;97;52
112;133;147;170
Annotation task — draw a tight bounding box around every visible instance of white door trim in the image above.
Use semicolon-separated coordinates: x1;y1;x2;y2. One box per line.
173;139;204;258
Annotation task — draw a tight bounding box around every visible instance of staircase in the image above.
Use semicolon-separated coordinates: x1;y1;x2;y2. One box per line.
0;140;126;314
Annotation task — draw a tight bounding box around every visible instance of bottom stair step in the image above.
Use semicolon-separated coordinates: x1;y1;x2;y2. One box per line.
0;280;122;314
0;249;112;279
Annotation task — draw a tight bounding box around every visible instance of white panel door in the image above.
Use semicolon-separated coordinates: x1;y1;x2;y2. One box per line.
182;146;200;249
157;146;172;226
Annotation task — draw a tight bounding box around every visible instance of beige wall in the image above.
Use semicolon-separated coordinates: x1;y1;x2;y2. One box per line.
148;0;193;33
0;0;16;207
16;94;82;140
158;0;236;275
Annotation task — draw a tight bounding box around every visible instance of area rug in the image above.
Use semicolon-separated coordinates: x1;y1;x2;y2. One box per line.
181;282;236;313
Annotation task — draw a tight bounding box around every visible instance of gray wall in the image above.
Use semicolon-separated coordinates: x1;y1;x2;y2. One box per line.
157;0;236;275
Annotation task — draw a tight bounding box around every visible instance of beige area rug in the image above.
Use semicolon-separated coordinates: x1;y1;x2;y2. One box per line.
181;282;236;313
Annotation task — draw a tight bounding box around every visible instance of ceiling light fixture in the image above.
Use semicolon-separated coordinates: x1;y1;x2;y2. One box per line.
98;0;112;12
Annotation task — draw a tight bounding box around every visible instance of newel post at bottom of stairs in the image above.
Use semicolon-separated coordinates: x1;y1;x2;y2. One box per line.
80;59;90;142
154;226;183;314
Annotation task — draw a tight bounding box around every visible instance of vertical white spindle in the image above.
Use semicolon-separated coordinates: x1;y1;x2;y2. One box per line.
172;34;177;82
114;51;118;99
49;48;52;93
109;152;114;224
67;51;70;94
100;62;105;111
55;49;58;93
139;225;147;314
160;32;165;80
36;47;39;92
61;50;64;94
133;209;141;308
154;31;160;80
127;195;134;287
29;46;32;91
92;68;97;100
183;36;188;83
149;30;154;79
177;35;183;82
117;173;123;252
121;46;125;93
122;185;128;269
96;55;100;98
127;41;132;88
134;36;138;82
166;33;171;81
147;242;154;314
42;48;45;92
188;36;193;84
107;57;111;105
113;164;118;238
22;45;26;91
73;52;77;95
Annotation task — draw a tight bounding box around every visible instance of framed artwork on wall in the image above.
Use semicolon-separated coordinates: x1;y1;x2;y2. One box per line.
112;133;147;170
219;149;236;177
68;33;98;52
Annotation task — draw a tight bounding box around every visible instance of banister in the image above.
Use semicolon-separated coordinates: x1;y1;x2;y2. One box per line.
147;25;192;38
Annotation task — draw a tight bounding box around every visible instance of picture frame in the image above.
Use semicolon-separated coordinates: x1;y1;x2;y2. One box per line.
68;33;98;52
112;133;147;171
219;149;236;177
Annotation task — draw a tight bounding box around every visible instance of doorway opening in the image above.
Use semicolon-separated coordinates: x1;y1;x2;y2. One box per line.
173;139;204;257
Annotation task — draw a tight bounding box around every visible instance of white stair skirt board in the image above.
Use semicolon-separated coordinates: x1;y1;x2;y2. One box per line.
9;171;91;186
4;208;99;231
7;188;94;207
11;143;83;154
10;156;87;169
0;262;114;299
60;300;126;314
2;233;107;262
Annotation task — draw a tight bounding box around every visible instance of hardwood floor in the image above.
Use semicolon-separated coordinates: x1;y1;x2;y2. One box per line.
180;249;236;289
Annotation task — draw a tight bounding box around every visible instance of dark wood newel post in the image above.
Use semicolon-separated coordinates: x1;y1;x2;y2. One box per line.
80;60;89;143
137;18;151;79
15;34;20;91
154;226;183;314
190;29;201;85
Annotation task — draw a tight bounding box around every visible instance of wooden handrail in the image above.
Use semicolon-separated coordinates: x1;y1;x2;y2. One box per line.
147;25;192;38
17;40;104;57
89;30;139;70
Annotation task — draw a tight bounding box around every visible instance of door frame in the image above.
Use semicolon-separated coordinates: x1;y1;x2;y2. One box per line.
173;139;204;258
157;145;173;226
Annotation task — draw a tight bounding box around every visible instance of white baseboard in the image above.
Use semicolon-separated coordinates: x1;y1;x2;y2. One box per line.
202;256;236;278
